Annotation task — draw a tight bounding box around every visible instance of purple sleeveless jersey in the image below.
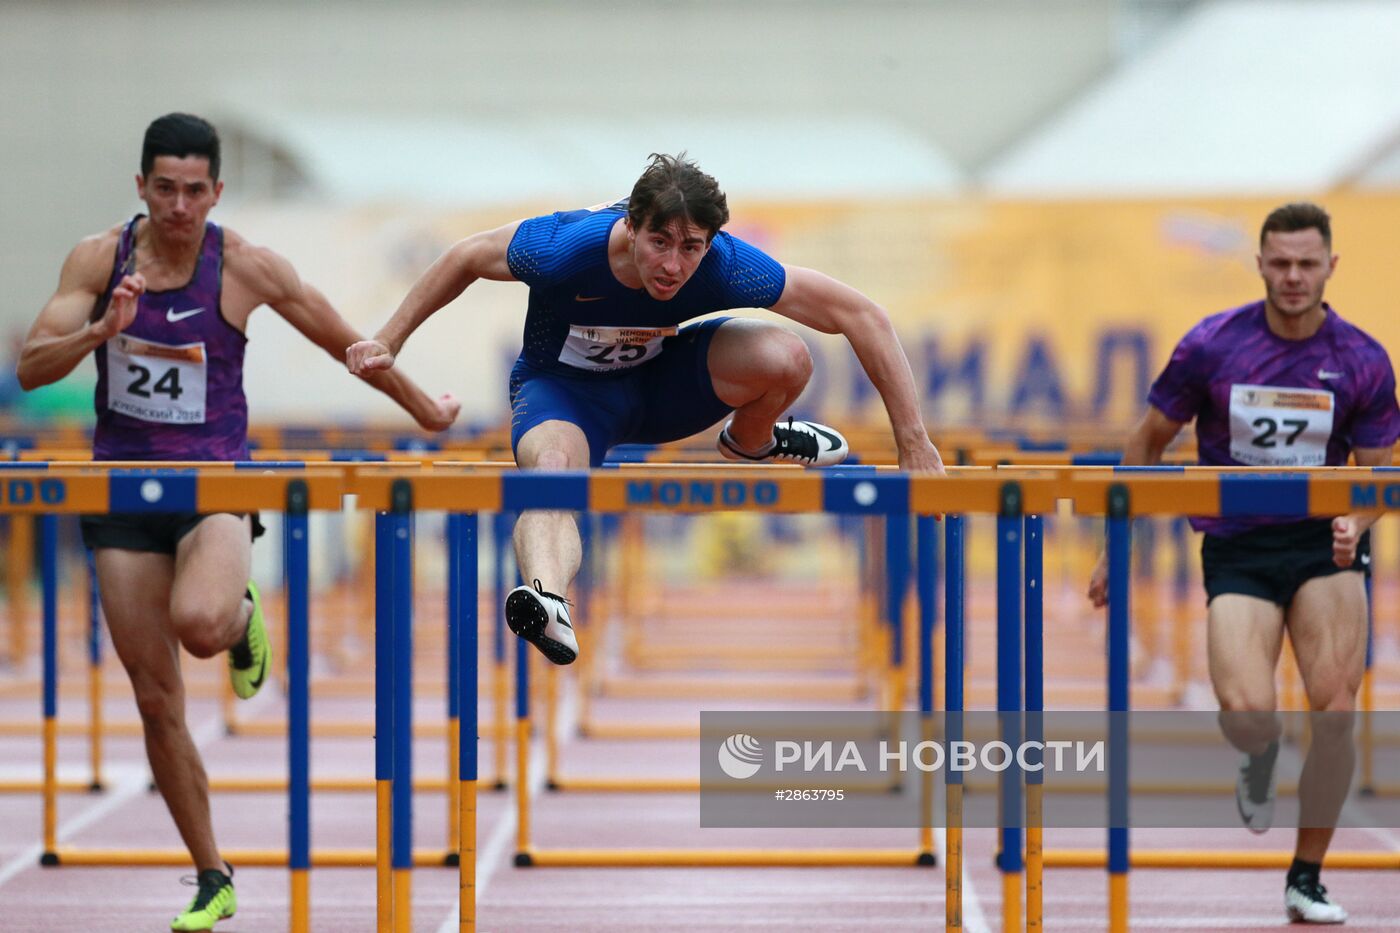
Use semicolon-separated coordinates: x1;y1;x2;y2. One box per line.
93;216;249;461
1148;300;1400;537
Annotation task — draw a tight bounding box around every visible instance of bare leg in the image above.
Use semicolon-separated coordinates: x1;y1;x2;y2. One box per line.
1207;593;1285;755
707;319;813;452
97;549;223;873
1288;572;1367;862
171;514;254;658
513;420;589;594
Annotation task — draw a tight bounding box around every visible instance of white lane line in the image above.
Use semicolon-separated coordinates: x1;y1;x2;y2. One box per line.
934;825;991;933
434;691;562;933
0;701;252;889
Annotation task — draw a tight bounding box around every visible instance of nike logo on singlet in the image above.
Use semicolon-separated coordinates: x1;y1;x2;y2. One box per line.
166;306;206;322
1317;369;1343;381
574;294;606;302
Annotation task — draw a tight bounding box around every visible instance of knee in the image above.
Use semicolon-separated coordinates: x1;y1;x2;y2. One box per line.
757;329;813;389
132;682;183;729
1310;691;1356;715
532;448;572;471
1215;687;1273;715
172;605;230;659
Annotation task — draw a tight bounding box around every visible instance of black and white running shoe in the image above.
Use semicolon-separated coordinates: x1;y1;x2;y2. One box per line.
1285;876;1347;924
1236;740;1279;834
716;417;849;467
505;579;578;665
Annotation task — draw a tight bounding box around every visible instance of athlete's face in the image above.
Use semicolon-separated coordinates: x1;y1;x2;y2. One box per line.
136;155;223;244
1257;228;1336;320
626;216;710;300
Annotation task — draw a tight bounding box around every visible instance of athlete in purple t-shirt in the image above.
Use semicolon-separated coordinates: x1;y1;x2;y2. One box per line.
17;114;459;931
1088;203;1400;924
348;153;944;668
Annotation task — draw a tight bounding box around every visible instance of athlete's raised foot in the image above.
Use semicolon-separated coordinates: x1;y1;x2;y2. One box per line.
717;416;848;467
505;579;579;665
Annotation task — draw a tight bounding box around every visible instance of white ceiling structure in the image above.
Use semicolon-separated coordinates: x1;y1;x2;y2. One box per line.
983;0;1400;196
239;111;969;206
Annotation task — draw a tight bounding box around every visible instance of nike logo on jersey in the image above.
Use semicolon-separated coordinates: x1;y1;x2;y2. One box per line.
166;307;206;323
1317;369;1343;381
574;294;607;302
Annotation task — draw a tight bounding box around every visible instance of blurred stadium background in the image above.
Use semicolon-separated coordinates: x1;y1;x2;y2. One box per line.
6;0;1399;436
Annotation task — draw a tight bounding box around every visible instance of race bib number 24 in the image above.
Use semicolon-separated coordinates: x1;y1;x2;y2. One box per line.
106;335;208;424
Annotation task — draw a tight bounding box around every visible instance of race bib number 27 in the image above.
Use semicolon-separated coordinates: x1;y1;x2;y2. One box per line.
1228;384;1334;466
106;335;208;424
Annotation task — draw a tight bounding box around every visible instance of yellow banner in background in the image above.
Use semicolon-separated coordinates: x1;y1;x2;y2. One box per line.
728;194;1400;430
224;193;1400;433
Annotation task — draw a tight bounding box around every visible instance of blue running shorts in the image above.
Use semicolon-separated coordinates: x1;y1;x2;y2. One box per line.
509;317;734;466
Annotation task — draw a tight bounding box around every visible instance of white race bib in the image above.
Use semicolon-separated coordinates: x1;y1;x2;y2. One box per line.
106;334;208;424
557;325;677;372
1228;384;1333;466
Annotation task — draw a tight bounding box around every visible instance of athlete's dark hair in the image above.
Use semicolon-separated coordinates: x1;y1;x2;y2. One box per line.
627;152;729;241
1260;202;1331;250
141;113;221;181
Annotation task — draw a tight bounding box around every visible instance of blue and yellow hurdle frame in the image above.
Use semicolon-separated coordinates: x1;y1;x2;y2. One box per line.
8;463;1400;933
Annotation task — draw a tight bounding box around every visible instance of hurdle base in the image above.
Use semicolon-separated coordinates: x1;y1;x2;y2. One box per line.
47;846;457;867
916;851;938;866
40;851;59;867
518;847;933;867
0;780;104;795
1043;849;1400;869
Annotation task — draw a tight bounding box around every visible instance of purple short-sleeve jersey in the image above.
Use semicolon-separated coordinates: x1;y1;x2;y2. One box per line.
1148;301;1400;536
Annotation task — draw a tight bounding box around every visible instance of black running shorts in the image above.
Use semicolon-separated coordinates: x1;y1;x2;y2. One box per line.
80;512;266;555
1200;518;1369;608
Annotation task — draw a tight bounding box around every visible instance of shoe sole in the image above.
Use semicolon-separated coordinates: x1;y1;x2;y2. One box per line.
504;591;577;665
1286;907;1345;924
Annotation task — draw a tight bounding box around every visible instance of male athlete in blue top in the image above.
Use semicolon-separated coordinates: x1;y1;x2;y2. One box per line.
349;153;944;666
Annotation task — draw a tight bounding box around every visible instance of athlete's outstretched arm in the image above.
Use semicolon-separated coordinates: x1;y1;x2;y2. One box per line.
346;221;521;375
1086;405;1186;607
17;232;142;390
234;245;460;432
769;265;942;473
1333;445;1393;567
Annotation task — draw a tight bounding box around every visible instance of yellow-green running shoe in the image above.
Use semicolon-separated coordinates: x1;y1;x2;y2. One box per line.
228;581;269;700
170;863;236;931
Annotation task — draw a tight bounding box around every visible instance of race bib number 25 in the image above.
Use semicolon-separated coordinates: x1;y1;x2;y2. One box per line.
1228;384;1334;466
557;325;677;372
106;335;208;424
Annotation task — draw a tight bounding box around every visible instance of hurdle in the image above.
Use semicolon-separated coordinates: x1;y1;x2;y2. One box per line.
0;464;356;931
545;486;901;792
1053;467;1400;933
3;454;513;800
350;464;1072;932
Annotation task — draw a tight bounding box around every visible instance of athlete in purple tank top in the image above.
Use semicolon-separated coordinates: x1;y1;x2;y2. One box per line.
92;216;249;460
1086;203;1399;924
16;113;460;931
